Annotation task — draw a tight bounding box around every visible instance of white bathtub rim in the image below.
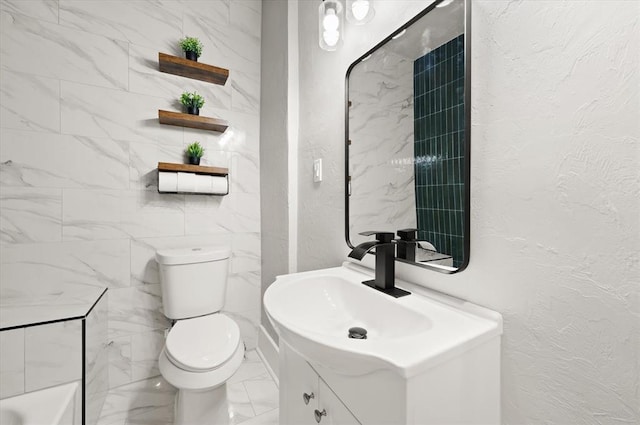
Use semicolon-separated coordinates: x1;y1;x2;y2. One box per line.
0;381;79;425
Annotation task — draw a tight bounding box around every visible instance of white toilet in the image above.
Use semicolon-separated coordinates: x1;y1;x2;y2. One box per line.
155;246;244;425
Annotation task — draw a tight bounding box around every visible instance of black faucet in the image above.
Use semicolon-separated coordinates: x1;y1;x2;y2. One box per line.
348;231;411;298
396;228;417;262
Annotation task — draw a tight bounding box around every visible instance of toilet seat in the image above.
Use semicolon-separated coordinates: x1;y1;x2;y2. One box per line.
165;314;240;372
159;340;244;391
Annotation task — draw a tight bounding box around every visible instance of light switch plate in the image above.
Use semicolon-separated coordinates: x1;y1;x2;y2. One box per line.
313;158;323;182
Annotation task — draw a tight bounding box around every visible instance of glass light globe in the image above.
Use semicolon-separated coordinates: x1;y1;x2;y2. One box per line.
346;0;374;25
323;30;340;47
323;8;340;31
351;0;369;21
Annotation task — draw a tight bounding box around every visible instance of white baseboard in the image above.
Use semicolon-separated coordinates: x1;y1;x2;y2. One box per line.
257;325;279;386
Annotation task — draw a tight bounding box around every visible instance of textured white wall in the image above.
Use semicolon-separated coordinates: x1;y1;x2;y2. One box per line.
1;0;262;391
260;0;290;345
296;1;639;423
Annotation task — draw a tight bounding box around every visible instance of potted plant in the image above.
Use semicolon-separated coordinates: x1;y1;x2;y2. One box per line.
179;36;203;61
180;91;205;115
186;141;205;165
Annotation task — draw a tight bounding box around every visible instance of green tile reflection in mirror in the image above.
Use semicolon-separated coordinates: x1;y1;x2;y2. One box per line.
413;34;465;268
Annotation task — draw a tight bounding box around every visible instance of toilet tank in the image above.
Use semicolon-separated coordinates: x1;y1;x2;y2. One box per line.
155;246;231;319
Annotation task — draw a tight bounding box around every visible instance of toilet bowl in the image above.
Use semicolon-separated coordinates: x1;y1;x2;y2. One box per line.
155;246;243;425
159;314;244;425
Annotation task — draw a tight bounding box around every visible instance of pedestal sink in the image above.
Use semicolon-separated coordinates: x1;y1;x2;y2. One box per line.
264;263;503;424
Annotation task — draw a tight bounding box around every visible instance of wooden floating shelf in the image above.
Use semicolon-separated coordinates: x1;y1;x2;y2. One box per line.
157;162;229;196
158;110;228;133
158;162;228;176
158;53;229;85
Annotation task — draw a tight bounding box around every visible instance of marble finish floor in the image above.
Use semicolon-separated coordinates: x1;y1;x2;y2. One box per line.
97;350;278;425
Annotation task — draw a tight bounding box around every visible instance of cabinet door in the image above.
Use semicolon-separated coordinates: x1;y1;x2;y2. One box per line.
279;342;319;425
317;379;361;425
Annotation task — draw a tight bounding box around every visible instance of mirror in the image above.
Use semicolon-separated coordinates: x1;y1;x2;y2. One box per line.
345;0;470;273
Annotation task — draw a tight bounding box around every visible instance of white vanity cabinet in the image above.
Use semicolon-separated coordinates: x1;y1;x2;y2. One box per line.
278;332;501;425
316;380;361;425
280;341;360;425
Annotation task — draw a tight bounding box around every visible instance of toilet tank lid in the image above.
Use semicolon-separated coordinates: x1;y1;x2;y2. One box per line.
156;246;231;265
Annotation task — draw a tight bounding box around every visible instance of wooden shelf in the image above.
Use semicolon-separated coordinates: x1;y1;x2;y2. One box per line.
158;53;229;85
158;110;228;133
157;162;229;195
158;162;228;176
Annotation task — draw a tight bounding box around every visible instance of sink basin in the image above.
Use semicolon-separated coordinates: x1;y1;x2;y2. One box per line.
264;264;502;378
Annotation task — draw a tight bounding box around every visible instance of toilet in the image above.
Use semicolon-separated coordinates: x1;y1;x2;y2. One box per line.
155;246;244;425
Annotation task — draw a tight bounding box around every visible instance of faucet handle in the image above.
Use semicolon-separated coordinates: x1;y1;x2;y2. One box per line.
397;228;417;241
358;231;394;243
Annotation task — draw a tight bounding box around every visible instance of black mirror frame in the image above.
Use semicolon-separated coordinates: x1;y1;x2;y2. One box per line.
344;0;471;274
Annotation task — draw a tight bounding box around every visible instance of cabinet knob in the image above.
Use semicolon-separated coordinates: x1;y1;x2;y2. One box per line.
303;392;315;405
314;409;327;423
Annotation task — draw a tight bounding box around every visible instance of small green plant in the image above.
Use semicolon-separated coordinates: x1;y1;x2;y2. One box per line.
179;36;203;58
186;141;205;159
180;91;205;109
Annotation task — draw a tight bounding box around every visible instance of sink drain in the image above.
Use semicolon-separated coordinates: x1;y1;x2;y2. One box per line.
348;327;367;339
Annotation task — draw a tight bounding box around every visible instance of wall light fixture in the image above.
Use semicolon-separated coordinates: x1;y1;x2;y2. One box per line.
319;0;344;51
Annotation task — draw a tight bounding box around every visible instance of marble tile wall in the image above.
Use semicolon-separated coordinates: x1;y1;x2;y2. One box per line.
348;49;416;247
0;328;24;398
0;0;262;395
0;320;82;399
0;290;108;424
86;293;109;425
